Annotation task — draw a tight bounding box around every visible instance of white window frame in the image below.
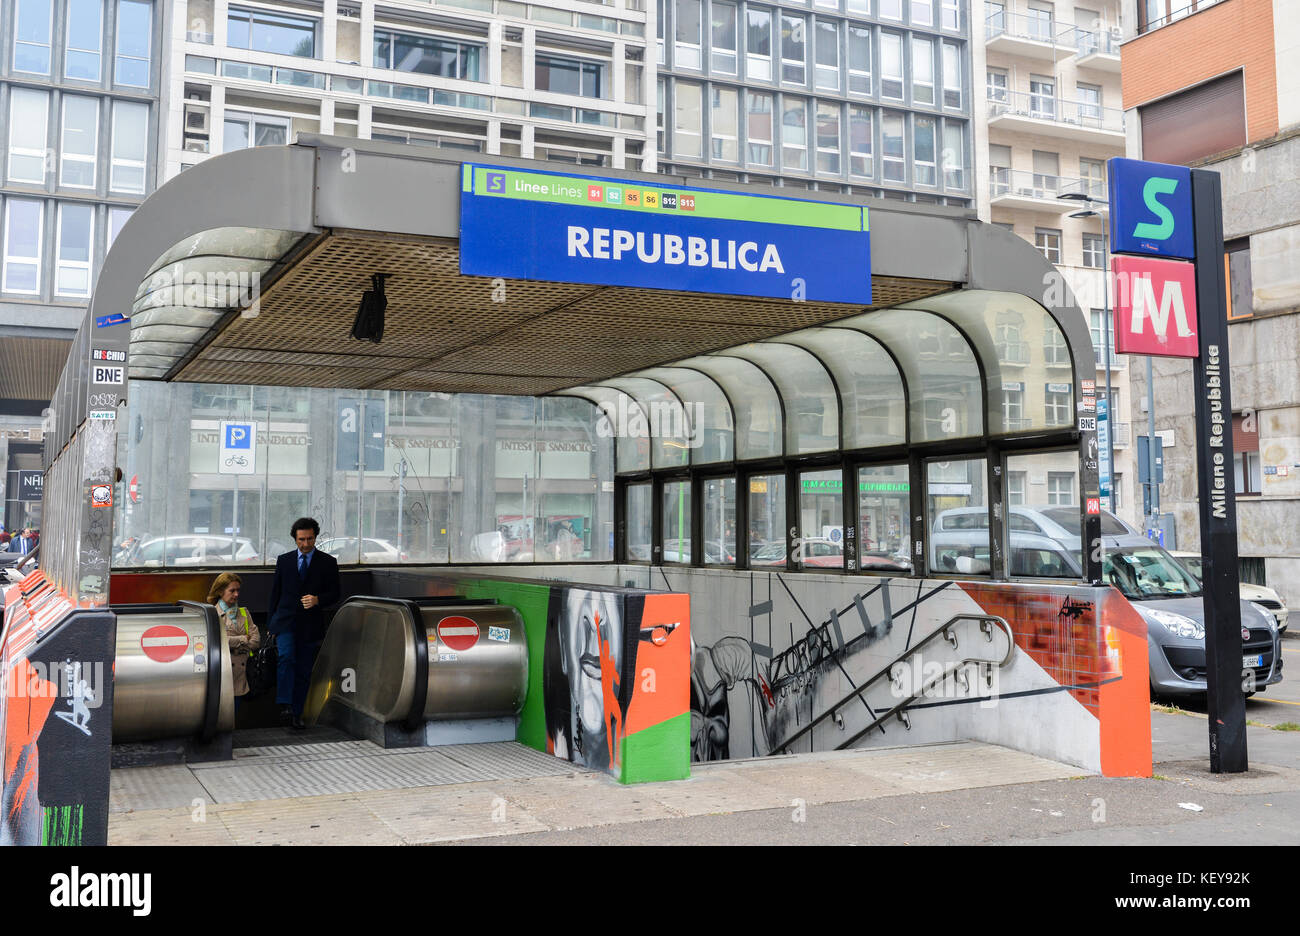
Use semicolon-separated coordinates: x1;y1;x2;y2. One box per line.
912;36;934;106
1027;3;1054;40
942;121;965;189
941;0;960;29
942;42;961;108
745;6;773;81
848;104;871;177
65;0;104;81
7;89;50;184
881;32;903;101
1045;386;1070;423
987;68;1008;103
2;199;45;295
879;0;902;20
847;25;870;94
1035;227;1062;264
911;0;933;27
222;109;290;153
108;206;133;247
1047;472;1075;506
110;99;149;193
781;14;807;85
55;202;95;297
815;100;840;173
674;0;702;70
746;90;774;165
881;110;905;182
14;0;55;75
60;95;100;190
1082;232;1105;268
1006;470;1026;506
1077;82;1102;121
711;0;738;75
1002;386;1023;427
781;95;808;171
710;85;739;161
673;80;703;158
1029;75;1055;119
847;0;869;13
913;114;937;185
115;0;153;87
814;19;839;90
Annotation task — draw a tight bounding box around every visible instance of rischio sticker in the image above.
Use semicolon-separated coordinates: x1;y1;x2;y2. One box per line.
95;313;129;328
487;625;510;642
1079;417;1097;432
90;484;112;508
88;409;116;421
92;364;125;385
438;651;459;662
91;349;126;362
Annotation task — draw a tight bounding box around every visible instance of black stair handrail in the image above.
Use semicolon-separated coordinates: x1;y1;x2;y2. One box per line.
772;613;1015;755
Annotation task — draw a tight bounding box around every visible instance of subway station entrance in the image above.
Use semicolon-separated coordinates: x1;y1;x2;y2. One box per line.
1;137;1154;846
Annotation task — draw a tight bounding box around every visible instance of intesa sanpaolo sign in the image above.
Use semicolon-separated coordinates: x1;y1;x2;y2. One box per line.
459;163;871;304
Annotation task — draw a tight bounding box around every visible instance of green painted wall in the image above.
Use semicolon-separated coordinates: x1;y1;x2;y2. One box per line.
619;712;692;785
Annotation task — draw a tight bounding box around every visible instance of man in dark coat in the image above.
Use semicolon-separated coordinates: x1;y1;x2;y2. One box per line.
267;517;340;728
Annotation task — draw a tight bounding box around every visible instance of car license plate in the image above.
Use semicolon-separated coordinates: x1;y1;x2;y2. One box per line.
1243;654;1263;668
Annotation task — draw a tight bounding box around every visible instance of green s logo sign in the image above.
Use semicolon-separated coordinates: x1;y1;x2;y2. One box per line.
1132;176;1178;240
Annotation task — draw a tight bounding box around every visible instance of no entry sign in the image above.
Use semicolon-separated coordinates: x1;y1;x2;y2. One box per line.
140;624;189;662
436;616;480;652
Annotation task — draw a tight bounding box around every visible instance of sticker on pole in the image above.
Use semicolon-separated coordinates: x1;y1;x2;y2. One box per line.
1086;497;1101;515
1079;417;1097;432
141;624;190;662
437;615;480;651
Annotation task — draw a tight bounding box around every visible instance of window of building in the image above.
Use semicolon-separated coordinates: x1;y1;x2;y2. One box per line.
15;0;54;74
626;483;651;561
798;469;843;569
782;95;808;170
746;90;773;164
879;0;902;19
847;26;870;94
986;0;1005;33
227;6;316;58
60;96;99;188
1026;2;1054;40
882;110;904;182
941;0;959;28
656;78;666;152
657;0;665;63
912;37;934;106
1089;308;1114;364
1002;383;1024;428
849;104;871;177
711;85;738;160
65;0;104;80
913;114;936;185
1032;149;1059;195
1079;156;1105;198
674;80;703;156
662;481;692;562
1035;227;1061;264
675;0;702;68
1043;329;1069;365
814;19;838;90
1234;452;1262;496
1047;472;1074;506
911;0;933;25
927;457;989;574
943;121;965;189
1140;70;1245;167
115;0;152;86
1077;82;1101;122
223;110;287;153
816;100;840;173
748;474;786;567
108;206;133;247
746;6;773;80
55;202;94;296
1029;75;1055;119
1006;469;1025;505
373;30;482;80
1082;232;1105;269
847;0;868;13
703;477;737;564
1226;238;1252;320
941;43;961;108
7;89;49;184
881;32;903;100
711;1;738;74
535;54;605;97
110;100;148;192
986;67;1008;104
781;14;806;84
2;199;44;294
1045;383;1071;422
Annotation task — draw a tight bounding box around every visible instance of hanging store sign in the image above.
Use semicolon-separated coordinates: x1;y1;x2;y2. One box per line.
459;164;871;304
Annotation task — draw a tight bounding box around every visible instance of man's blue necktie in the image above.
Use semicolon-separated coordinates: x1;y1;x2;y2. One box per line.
298;553;308;578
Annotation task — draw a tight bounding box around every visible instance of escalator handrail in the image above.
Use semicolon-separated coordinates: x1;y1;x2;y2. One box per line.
773;613;1015;754
180;600;224;743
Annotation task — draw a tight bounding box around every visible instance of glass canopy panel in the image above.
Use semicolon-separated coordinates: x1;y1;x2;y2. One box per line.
134;257;276;306
128;306;225;329
143;227;302;277
783;327;906;449
673;355;781;461
560;386;650;473
599;377;689;469
638;366;734;464
899;290;1075;435
721;343;838;455
838;308;982;443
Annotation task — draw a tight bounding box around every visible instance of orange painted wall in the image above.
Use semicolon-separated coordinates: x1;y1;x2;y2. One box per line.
1122;0;1279;146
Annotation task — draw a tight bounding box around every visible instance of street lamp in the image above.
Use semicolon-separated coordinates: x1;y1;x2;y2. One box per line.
1057;191;1118;517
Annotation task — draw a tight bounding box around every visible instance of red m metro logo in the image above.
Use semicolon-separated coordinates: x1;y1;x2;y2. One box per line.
1111;255;1199;358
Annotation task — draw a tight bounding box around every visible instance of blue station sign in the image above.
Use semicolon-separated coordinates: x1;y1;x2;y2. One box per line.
1108;157;1195;260
459;164;871;304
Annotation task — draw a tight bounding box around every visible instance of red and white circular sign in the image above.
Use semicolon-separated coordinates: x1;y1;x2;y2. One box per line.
437;616;480;652
141;624;190;663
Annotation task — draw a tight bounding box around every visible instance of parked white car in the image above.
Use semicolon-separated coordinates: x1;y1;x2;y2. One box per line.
1170;551;1288;633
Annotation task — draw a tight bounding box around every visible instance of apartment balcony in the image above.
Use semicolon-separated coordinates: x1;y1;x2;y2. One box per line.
987;91;1126;146
1064;25;1123;74
989;168;1102;212
985;11;1076;61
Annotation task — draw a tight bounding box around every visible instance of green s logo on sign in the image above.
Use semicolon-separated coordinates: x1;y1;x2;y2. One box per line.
1132;176;1178;240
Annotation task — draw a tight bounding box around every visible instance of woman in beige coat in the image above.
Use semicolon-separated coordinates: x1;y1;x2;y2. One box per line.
208;571;261;711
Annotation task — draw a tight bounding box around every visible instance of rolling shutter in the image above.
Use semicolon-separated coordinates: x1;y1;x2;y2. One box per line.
1140;71;1246;165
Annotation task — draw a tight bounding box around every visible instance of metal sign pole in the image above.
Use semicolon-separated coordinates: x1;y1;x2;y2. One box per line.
1189;168;1246;774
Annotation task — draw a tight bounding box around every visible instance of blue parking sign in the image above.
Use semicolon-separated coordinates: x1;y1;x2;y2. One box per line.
225;423;253;449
